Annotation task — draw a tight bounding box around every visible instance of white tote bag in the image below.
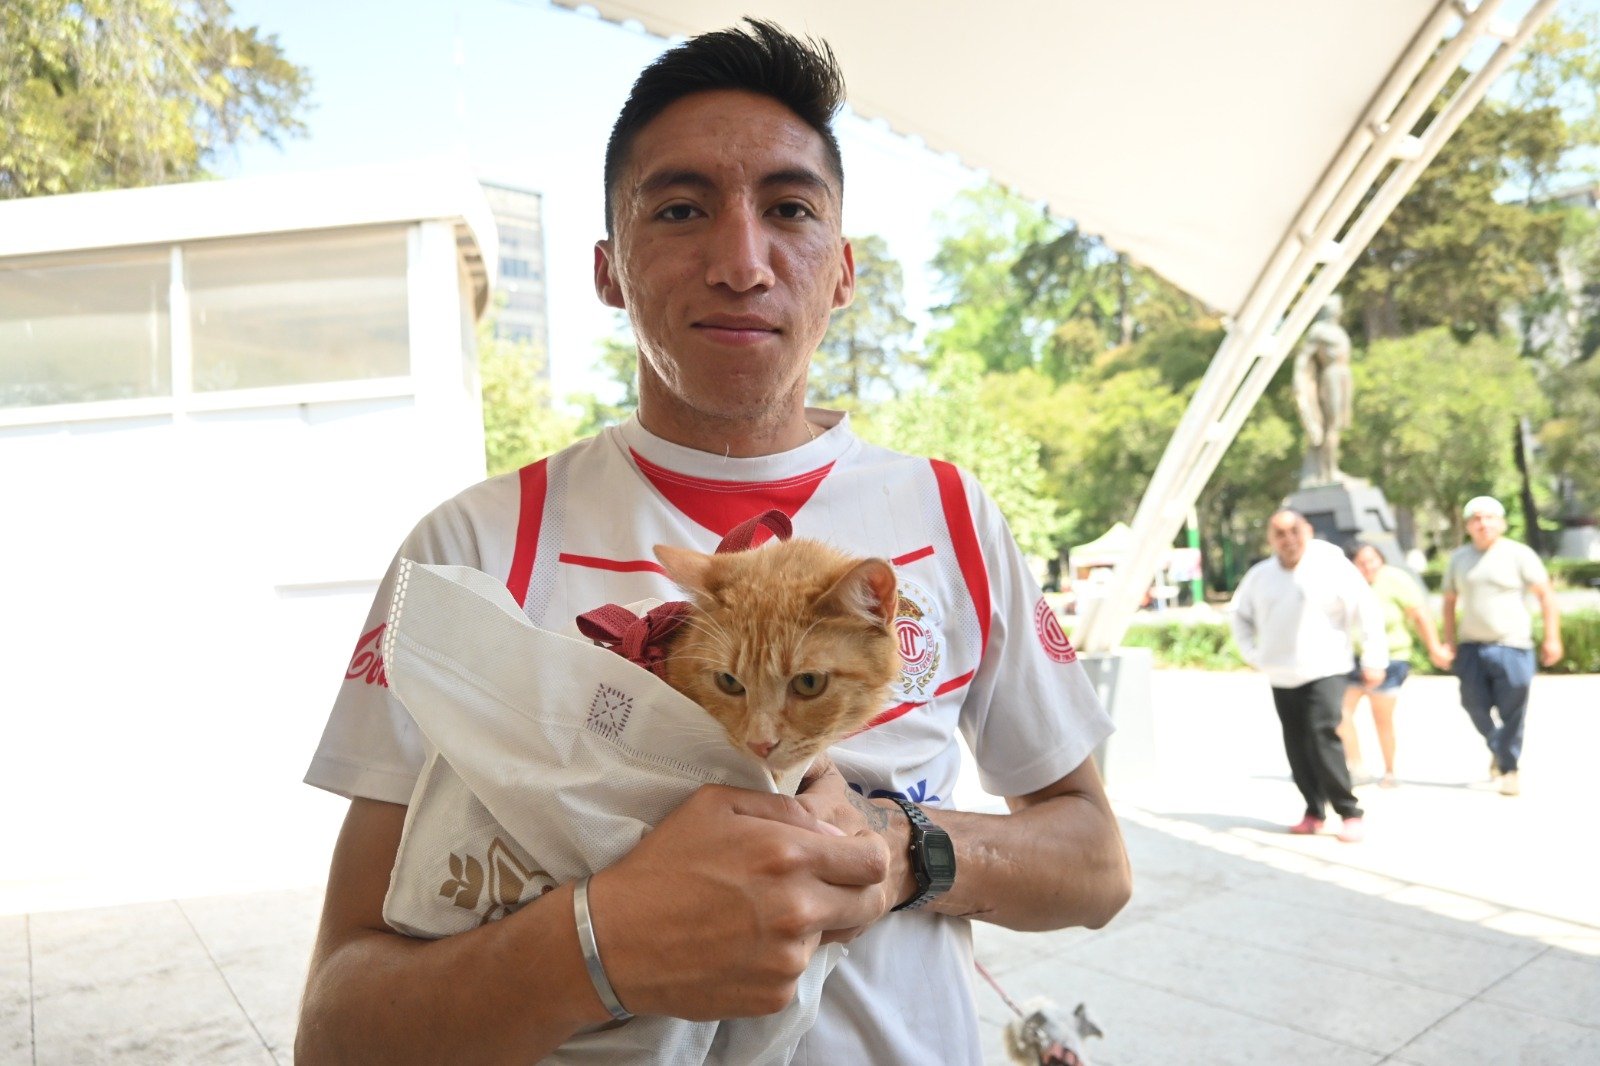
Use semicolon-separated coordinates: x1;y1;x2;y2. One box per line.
380;559;838;1065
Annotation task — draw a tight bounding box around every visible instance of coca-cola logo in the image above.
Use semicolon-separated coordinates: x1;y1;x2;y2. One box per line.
345;624;389;687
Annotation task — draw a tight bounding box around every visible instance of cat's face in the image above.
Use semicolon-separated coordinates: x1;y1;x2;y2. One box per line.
655;538;902;774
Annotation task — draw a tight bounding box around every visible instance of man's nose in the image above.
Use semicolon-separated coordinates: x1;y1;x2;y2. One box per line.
705;208;776;293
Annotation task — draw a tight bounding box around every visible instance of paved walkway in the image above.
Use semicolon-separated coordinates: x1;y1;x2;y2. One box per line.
4;671;1597;1064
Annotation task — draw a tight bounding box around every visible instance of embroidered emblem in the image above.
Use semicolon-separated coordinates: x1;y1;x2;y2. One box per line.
891;578;943;699
439;836;555;926
587;684;633;739
345;624;388;687
1034;597;1077;664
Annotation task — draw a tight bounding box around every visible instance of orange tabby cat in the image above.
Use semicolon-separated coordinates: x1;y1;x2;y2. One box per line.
652;537;902;774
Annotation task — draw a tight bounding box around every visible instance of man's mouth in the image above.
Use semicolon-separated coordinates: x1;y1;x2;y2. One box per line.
693;315;781;343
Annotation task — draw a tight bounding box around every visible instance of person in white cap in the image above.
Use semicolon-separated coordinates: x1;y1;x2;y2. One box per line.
1441;496;1563;796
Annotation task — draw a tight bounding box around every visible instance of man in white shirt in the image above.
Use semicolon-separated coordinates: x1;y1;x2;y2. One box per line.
294;19;1130;1064
1230;510;1388;843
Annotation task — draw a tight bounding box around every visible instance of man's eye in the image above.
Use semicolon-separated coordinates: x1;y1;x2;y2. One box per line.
772;202;814;220
658;204;699;222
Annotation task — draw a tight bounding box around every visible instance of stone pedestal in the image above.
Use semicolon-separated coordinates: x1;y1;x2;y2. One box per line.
1287;479;1406;568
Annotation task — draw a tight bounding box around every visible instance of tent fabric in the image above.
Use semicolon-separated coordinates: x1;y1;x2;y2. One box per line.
557;0;1440;315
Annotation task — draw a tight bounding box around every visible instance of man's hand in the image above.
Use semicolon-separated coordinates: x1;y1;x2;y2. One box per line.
1541;635;1564;668
795;757;906;936
588;782;889;1021
1429;644;1455;671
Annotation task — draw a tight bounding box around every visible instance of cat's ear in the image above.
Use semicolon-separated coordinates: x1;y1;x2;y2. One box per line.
654;544;716;595
818;558;898;628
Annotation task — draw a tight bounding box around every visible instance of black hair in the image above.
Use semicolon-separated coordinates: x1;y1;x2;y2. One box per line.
602;18;847;234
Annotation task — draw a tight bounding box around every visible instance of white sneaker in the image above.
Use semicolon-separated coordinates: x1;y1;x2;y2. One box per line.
1499;771;1520;796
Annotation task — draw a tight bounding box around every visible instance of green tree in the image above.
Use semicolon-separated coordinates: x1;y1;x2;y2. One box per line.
1344;328;1545;543
569;321;639;437
1540;356;1600;518
478;321;578;477
929;185;1201;381
2;0;310;198
859;355;1062;558
810;234;915;405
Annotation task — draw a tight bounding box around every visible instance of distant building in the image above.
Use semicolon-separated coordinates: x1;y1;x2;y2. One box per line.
480;181;549;361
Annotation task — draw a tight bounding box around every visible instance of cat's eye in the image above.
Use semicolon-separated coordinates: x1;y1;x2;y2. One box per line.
714;672;746;695
789;672;828;698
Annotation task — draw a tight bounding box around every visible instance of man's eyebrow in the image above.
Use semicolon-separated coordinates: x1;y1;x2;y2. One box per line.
633;166;836;199
760;167;834;196
635;169;716;197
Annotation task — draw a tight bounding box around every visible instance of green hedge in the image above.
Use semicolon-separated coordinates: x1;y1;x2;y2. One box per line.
1548;558;1600;589
1120;612;1600;674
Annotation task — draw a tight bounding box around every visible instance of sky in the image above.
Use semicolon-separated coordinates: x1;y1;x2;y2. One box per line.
220;0;980;403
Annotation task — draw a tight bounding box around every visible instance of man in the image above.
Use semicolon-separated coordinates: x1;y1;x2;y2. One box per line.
295;21;1130;1064
1230;510;1388;843
1442;495;1563;797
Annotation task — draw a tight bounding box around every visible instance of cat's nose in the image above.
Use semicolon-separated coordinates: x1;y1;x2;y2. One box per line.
747;740;777;759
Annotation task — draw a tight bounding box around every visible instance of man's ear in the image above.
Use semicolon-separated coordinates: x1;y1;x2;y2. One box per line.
595;241;626;309
833;239;856;310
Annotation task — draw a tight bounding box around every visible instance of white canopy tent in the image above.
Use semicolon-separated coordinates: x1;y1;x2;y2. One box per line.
557;0;1558;652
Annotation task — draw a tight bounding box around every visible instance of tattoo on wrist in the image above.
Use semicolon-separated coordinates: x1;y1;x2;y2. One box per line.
847;791;891;833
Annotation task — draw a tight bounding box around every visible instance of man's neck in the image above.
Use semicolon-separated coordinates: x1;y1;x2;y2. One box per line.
635;403;813;458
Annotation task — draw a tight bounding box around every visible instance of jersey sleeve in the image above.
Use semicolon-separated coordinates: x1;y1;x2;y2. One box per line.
953;472;1114;798
303;498;484;804
1516;542;1551;588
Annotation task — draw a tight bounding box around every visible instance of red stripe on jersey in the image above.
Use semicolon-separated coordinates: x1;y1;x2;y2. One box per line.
931;460;990;656
559;553;669;577
507;459;548;607
859;669;978;732
892;545;934;566
630;448;834;539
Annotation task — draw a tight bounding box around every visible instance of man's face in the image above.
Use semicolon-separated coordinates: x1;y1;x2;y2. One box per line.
1267;513;1311;569
1353;545;1383;584
594;89;855;442
1465;511;1505;550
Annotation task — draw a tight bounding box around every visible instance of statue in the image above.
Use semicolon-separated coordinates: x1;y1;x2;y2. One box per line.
1293;297;1353;487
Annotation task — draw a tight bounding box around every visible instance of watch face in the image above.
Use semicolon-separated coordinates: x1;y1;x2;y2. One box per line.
923;831;957;884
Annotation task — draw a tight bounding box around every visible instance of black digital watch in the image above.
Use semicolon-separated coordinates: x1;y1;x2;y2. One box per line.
887;795;956;911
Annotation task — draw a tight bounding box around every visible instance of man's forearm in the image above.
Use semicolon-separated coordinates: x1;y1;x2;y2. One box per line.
870;762;1130;933
298;883;605;1065
1441;593;1457;647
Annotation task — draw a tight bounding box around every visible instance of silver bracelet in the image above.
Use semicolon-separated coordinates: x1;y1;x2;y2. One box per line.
573;876;632;1022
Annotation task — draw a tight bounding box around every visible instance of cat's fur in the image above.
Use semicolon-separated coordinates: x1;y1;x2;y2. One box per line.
653;537;902;774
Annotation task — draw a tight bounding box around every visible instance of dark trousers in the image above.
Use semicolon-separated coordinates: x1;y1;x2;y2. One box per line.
1455;642;1535;773
1272;675;1362;820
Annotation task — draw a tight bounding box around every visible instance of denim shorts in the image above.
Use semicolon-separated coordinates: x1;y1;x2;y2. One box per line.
1346;658;1410;693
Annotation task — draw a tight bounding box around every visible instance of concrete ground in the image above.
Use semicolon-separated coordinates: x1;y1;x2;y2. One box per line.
4;670;1597;1064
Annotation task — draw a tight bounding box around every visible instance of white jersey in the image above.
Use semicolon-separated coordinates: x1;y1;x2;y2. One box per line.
307;410;1114;1065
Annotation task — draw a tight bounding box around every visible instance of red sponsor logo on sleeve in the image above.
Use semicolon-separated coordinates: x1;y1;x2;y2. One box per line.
345;624;389;687
1033;597;1077;664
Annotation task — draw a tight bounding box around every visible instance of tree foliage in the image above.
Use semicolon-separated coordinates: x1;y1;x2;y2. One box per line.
1;0;310;198
479;321;578;478
569;323;639;437
1343;328;1544;541
1539;356;1600;518
927;186;1200;382
810;233;915;405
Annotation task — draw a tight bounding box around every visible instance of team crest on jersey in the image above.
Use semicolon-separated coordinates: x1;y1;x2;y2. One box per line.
1033;596;1077;664
891;578;943;699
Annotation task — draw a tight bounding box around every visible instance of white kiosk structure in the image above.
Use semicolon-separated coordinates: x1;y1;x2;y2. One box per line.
0;164;497;909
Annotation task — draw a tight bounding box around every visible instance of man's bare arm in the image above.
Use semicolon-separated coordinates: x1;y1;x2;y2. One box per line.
298;789;891;1064
297;799;606;1064
1531;581;1564;667
802;755;1131;933
1441;590;1458;651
